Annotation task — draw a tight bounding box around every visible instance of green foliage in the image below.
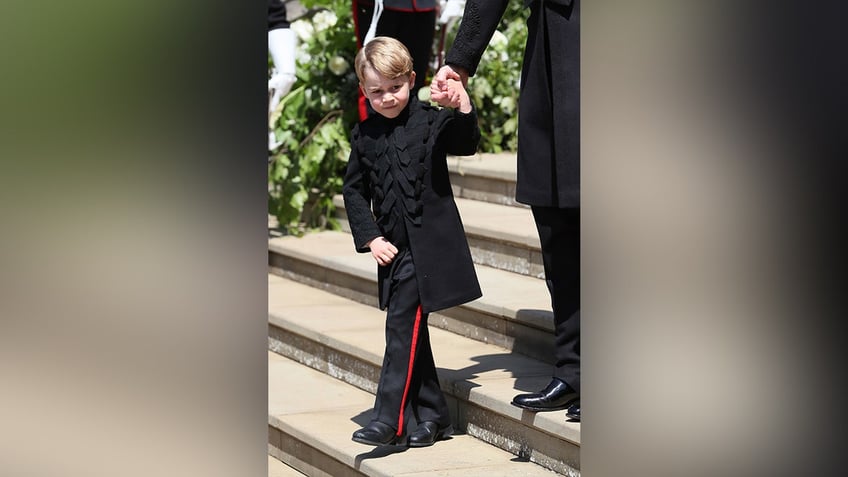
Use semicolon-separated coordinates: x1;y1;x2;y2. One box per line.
457;3;528;153
268;0;359;236
269;0;529;234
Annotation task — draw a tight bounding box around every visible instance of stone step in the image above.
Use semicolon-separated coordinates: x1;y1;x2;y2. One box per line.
269;454;306;477
332;196;544;279
269;352;567;477
447;153;526;208
269;275;580;476
268;230;555;364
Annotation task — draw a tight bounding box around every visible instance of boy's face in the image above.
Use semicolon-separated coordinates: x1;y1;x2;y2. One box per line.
360;66;416;119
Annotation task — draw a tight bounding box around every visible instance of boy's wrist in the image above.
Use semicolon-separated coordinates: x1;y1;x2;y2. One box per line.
457;91;472;114
458;98;472;114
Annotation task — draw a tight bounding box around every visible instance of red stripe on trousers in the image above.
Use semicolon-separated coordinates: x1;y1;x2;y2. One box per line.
396;304;422;436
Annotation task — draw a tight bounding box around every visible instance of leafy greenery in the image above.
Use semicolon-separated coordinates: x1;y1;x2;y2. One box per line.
269;0;528;235
268;0;358;236
468;4;528;153
437;2;528;153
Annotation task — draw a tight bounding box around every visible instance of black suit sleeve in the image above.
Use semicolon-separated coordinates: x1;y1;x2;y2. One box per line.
438;105;481;156
443;0;510;76
342;130;382;253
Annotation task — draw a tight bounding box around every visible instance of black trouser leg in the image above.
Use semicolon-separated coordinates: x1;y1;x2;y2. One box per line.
409;323;451;427
532;206;581;393
372;250;448;435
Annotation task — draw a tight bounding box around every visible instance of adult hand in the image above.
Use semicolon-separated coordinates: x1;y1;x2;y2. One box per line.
430;65;469;104
432;79;472;113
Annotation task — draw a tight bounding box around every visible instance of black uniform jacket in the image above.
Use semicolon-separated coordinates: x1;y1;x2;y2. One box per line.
446;0;579;208
343;98;482;314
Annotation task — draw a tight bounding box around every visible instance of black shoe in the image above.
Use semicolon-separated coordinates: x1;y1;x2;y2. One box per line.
352;421;406;446
408;421;453;448
511;378;579;412
565;402;581;421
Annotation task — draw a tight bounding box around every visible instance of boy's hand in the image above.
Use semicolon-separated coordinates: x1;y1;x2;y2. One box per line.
367;236;398;266
431;77;472;113
430;64;469;105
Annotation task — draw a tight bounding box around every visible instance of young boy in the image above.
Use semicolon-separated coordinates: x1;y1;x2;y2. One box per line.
343;36;481;448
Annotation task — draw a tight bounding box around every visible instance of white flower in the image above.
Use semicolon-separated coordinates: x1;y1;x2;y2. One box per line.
312;10;338;32
489;30;508;50
328;56;349;76
295;46;311;65
290;20;314;42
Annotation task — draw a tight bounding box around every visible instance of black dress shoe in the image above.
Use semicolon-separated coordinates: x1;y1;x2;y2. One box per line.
408;421;453;448
511;378;579;412
565;402;580;421
352;421;406;446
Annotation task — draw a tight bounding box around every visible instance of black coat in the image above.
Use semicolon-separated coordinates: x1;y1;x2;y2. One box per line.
446;0;580;208
343;98;482;313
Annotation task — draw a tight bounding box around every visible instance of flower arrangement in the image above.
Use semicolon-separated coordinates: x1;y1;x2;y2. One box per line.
456;3;527;152
268;0;359;235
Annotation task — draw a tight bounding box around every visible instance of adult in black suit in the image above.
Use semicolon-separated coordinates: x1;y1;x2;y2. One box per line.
431;0;581;420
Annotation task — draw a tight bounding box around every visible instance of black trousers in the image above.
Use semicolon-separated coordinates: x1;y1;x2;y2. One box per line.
532;206;580;393
372;249;450;436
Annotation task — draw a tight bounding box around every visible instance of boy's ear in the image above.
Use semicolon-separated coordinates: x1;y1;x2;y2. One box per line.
408;71;416;88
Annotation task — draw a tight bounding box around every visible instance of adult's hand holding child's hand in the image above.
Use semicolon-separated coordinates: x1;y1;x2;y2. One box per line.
430;65;468;104
430;66;472;113
442;79;472;113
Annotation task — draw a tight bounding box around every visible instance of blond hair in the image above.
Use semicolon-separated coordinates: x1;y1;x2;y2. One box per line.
354;36;414;83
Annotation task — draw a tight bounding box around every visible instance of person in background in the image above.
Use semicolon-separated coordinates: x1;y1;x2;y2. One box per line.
431;0;581;421
268;0;297;149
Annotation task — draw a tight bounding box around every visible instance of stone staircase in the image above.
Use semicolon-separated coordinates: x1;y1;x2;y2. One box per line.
268;153;580;476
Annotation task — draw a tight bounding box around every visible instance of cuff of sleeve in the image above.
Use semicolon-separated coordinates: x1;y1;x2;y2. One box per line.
454;101;477;122
355;232;381;253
